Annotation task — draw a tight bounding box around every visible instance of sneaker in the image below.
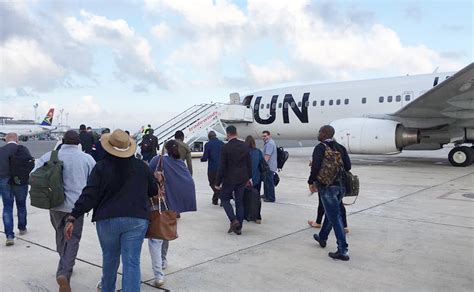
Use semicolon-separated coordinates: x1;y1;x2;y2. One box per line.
255;219;262;224
154;278;165;287
313;234;326;248
344;227;349;234
57;275;72;292
96;280;102;292
328;251;350;261
162;260;168;270
5;238;14;246
19;229;27;235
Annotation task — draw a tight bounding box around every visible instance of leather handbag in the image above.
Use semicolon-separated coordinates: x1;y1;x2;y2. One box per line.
146;154;178;240
146;196;178;240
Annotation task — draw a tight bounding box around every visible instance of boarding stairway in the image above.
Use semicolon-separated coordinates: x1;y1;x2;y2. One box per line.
136;102;254;151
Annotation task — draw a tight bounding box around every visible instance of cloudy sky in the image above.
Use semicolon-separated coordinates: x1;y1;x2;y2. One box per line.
0;0;472;131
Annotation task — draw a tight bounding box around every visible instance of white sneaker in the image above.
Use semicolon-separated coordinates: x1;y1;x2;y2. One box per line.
154;279;165;287
6;238;14;246
96;280;102;292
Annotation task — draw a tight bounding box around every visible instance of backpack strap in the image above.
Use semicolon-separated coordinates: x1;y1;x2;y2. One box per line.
50;150;60;163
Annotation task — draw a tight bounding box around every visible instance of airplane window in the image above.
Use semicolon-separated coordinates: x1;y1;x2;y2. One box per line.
336;99;341;105
379;96;384;103
405;95;411;101
298;101;302;107
291;102;295;108
284;102;288;109
313;101;317;106
445;75;450;79
278;103;282;108
305;101;309;107
321;100;325;106
396;95;401;102
261;104;264;109
387;96;393;103
344;99;349;105
362;97;367;104
271;103;276;109
329;100;333;106
266;103;270;109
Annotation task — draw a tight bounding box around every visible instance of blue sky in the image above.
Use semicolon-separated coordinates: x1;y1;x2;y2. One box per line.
0;0;472;131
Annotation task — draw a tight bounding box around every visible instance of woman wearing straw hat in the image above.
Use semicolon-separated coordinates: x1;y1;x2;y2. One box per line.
65;129;158;292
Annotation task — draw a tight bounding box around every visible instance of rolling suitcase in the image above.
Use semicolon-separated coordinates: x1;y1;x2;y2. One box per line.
244;187;261;221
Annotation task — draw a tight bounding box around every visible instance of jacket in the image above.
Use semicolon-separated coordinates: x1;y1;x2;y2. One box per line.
176;139;193;175
0;142;32;179
200;138;224;172
308;140;351;186
71;156;158;221
79;131;94;154
216;138;252;186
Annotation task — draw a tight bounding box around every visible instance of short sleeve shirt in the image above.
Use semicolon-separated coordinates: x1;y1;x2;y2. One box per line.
263;138;278;172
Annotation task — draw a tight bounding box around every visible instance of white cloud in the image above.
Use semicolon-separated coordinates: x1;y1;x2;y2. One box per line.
64;10;168;89
0;38;65;90
244;61;296;86
151;22;172;40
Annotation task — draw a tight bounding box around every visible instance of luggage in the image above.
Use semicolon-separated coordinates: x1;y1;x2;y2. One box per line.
9;145;35;186
29;150;64;209
273;172;280;186
276;147;289;170
146;196;178;241
244;187;261;221
317;143;343;185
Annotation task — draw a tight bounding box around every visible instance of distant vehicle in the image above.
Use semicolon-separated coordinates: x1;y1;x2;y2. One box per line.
0;108;57;141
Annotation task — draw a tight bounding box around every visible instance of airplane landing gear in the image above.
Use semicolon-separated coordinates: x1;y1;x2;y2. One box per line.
448;146;473;167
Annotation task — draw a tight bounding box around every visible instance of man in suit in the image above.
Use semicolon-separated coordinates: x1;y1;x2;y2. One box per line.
201;131;224;205
215;126;252;235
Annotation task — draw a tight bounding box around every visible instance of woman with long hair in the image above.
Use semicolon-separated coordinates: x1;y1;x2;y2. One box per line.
244;135;265;223
65;129;157;292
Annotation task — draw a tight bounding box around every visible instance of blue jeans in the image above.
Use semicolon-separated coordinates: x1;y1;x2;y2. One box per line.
263;171;276;202
318;185;348;255
220;183;246;226
96;217;148;292
1;178;28;239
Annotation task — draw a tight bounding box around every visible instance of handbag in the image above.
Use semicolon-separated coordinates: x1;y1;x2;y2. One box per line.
343;171;360;206
146;196;178;240
146;154;178;240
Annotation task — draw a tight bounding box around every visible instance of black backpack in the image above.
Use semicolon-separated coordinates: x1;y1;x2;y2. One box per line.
9;145;35;186
276;147;289;170
141;136;153;152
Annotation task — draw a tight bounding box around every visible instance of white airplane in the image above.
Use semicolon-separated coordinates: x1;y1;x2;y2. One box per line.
231;63;474;167
0;108;57;140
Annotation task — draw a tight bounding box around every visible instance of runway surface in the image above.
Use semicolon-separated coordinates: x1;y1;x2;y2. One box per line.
0;141;473;291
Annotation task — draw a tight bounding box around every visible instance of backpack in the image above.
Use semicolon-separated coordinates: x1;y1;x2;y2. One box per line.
344;171;360;197
29;150;65;209
276;147;289;170
316;143;343;186
258;153;269;179
141;135;153;153
9;145;35;186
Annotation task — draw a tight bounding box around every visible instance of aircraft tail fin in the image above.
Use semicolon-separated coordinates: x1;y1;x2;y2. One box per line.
40;108;54;126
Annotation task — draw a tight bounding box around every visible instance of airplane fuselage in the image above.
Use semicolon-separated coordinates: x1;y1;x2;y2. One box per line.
235;72;454;139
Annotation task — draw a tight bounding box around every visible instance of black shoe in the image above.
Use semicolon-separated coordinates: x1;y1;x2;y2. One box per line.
230;220;242;235
212;200;218;205
313;234;326;248
263;199;275;203
328;251;350;261
260;195;266;199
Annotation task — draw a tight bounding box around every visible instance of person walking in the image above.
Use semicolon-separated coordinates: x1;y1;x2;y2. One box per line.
65;129;158;292
79;124;94;155
244;135;265;223
139;128;159;163
148;140;197;287
309;125;352;261
261;130;277;202
174;130;193;175
200;131;224;205
0;133;33;246
215;126;252;235
32;130;96;292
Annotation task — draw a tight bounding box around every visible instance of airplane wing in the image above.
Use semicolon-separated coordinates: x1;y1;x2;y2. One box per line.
392;63;474;119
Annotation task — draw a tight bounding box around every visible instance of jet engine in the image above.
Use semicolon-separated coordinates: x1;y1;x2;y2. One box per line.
330;118;420;154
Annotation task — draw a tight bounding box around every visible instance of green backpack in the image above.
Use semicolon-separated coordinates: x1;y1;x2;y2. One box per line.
29;150;65;209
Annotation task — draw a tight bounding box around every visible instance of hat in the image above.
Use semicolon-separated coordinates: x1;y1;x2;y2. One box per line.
100;129;137;158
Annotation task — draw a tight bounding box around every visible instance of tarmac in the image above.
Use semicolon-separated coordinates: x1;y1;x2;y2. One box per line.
0;141;473;291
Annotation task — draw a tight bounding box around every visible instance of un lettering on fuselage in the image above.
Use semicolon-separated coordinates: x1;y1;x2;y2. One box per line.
253;93;310;125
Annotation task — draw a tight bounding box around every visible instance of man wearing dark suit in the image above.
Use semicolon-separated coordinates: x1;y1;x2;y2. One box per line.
215;126;252;235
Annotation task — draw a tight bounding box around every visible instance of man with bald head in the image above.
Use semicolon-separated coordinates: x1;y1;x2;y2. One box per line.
0;133;33;246
308;125;352;261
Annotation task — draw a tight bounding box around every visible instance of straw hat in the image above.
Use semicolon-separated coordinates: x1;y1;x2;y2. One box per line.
101;129;136;158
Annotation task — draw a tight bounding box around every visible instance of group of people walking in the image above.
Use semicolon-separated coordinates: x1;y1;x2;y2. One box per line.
0;123;352;291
